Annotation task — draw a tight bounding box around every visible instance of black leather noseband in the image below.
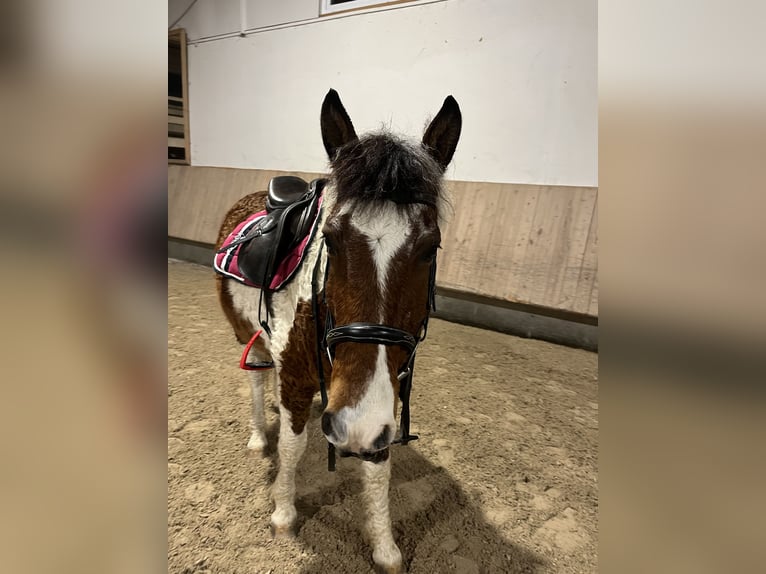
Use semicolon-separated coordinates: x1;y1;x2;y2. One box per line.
325;323;418;355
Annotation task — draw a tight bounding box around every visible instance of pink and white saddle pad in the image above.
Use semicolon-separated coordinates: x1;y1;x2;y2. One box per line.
214;197;323;290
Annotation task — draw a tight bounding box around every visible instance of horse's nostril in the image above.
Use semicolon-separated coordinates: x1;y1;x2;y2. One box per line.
373;425;393;451
321;412;335;437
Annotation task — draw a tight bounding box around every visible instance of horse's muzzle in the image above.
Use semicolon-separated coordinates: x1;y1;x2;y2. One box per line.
338;447;390;464
322;412;394;455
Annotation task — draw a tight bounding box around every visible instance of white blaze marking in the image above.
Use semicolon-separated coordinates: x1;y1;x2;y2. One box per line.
332;345;396;451
327;204;420;452
350;206;413;306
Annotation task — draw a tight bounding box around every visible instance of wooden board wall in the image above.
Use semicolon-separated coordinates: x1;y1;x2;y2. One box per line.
437;181;598;317
169;165;598;317
168;165;323;244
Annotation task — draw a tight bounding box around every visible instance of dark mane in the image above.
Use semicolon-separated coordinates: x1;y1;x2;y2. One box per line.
330;132;444;211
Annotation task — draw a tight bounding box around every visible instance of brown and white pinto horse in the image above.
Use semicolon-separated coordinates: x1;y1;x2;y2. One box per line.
215;90;461;573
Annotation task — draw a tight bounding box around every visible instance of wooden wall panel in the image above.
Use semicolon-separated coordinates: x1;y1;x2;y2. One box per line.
437;182;598;315
169;165;598;317
168;165;323;244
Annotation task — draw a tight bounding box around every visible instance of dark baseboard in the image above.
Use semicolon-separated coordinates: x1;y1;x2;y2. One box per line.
168;237;597;352
168;237;217;267
433;294;597;351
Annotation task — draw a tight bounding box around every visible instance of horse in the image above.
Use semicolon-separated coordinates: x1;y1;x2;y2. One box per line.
215;89;461;573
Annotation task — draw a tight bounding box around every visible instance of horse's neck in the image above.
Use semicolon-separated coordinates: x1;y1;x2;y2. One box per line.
268;187;334;354
305;185;334;288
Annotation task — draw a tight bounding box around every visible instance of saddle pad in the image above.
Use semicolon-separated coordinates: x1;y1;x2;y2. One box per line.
214;196;323;290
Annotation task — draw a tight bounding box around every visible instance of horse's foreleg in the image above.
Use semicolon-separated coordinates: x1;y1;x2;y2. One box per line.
362;458;403;574
246;368;269;453
245;344;273;454
270;404;307;538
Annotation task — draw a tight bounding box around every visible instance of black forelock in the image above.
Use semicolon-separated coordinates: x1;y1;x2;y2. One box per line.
329;132;443;211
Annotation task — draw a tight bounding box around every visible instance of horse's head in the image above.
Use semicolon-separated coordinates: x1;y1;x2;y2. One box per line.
318;89;461;459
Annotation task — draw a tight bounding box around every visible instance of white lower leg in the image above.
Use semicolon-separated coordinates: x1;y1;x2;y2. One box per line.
270;407;307;536
246;369;268;452
362;458;402;572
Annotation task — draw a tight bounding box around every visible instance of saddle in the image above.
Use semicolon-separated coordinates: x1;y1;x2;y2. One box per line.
215;176;325;291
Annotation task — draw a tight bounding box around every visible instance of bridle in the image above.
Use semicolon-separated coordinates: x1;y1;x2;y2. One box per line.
311;220;438;472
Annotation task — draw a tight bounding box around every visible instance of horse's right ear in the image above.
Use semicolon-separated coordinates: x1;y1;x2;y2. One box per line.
321;89;357;160
423;95;462;171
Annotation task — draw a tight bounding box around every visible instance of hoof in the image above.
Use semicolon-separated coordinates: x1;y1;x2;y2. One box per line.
373;545;403;574
270;523;295;539
246;434;267;454
246;445;265;457
373;563;405;574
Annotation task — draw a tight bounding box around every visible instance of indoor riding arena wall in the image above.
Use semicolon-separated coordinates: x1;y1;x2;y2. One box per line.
168;0;597;346
168;164;598;347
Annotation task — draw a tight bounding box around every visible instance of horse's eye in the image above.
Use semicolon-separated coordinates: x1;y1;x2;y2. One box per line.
421;243;440;262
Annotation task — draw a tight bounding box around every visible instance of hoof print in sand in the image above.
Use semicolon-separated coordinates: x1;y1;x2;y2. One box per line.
184;480;215;504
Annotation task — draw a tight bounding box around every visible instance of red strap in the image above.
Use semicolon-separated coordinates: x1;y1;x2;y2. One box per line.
239;329;274;371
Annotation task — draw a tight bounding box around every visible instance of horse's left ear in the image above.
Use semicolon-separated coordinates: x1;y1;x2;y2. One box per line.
423;95;462;171
321;89;358;160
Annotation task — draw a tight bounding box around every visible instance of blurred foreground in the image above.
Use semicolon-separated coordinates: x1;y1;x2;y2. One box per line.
600;1;766;572
0;2;166;573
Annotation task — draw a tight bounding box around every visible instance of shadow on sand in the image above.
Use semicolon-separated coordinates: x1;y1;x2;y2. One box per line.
261;404;546;574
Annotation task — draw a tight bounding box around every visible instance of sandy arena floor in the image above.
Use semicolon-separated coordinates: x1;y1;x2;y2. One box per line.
168;260;598;573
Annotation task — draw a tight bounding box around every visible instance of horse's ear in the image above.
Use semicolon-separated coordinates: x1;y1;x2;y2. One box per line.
423;95;462;171
321;89;358;160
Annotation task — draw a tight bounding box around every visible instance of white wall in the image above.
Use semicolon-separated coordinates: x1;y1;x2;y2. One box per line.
169;0;318;36
170;0;597;187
